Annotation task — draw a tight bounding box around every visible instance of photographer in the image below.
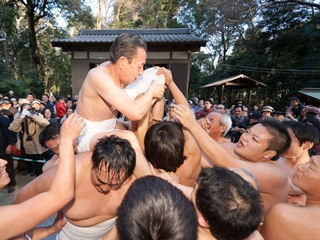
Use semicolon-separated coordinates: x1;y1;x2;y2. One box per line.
298;105;320;122
9;102;50;176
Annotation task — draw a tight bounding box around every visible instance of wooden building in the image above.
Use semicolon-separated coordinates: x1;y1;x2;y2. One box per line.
284;88;320;107
51;28;207;98
199;74;268;106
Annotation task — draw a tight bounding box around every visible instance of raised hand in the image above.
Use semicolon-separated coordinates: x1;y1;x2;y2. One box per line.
174;104;197;130
60;113;85;141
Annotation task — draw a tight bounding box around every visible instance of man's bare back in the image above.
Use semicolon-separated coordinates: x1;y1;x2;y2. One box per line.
77;62;119;121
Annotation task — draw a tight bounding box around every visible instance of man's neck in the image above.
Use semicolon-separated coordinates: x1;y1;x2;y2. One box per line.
198;226;216;240
285;152;310;168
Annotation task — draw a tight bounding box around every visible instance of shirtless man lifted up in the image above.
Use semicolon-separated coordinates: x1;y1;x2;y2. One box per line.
76;33;165;176
76;33;165;150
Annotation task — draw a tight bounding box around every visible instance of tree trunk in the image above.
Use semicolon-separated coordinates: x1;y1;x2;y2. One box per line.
26;0;46;84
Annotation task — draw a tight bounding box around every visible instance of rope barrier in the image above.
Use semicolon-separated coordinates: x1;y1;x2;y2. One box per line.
12;156;46;163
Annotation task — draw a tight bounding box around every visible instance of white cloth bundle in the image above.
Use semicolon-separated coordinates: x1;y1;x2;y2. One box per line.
124;67;165;99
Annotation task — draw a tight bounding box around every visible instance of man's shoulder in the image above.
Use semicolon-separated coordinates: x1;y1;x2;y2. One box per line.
75;151;93;164
263;160;288;176
220;141;235;150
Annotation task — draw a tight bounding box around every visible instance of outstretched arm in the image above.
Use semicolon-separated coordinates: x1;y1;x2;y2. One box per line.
1;114;85;239
174;104;235;167
10;211;66;240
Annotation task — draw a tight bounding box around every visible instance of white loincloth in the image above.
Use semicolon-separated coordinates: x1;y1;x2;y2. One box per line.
56;217;117;240
76;117;117;153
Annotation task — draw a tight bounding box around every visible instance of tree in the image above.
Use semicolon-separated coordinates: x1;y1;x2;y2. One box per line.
11;0;94;86
109;0;182;28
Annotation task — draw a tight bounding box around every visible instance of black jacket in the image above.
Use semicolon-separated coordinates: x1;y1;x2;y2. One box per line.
0;115;17;156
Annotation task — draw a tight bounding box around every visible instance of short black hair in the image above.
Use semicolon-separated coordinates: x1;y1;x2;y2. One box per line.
282;121;319;146
92;135;136;186
65;98;73;103
234;104;243;111
196;167;263;240
289;96;300;102
204;98;213;105
39;123;61;148
144;121;186;172
117;176;198;240
259;119;291;160
0;109;14;121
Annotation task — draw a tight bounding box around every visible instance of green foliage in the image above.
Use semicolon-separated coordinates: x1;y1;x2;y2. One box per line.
1;0;320;105
0;1;16;36
109;0;183;28
0;0;95;96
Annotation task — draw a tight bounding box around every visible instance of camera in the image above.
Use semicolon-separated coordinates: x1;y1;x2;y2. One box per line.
28;107;37;115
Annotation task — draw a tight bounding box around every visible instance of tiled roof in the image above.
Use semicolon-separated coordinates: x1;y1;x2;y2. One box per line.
298;88;320;100
52;28;207;44
199;74;268;89
51;28;206;52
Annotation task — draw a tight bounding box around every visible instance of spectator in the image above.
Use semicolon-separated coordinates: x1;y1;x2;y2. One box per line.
163;102;175;121
252;104;261;112
216;103;225;113
60;107;74;125
196;98;213;119
289;96;303;118
42;108;58;124
271;110;286;122
26;92;34;103
260;105;275;121
0;110;17;193
1;99;17;116
39;101;46;111
9;102;50;176
229;105;249;143
248;111;261;127
31;100;42;114
55;95;66;123
65;98;74;110
8;90;18;100
285;107;298;121
41;94;55;117
10;98;19;111
299;105;320;122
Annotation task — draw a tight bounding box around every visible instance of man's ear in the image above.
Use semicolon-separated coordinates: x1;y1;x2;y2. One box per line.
303;141;314;150
219;125;226;134
263;150;276;160
118;56;127;69
198;216;210;228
